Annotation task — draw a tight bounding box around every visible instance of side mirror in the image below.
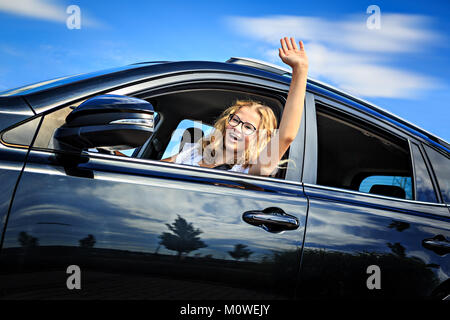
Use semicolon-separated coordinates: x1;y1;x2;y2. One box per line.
54;94;155;151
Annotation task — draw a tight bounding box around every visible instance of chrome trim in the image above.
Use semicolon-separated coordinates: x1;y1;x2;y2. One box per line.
0;108;34;116
25;163;66;176
303;182;448;207
0;162;25;171
109;118;154;128
422;239;450;249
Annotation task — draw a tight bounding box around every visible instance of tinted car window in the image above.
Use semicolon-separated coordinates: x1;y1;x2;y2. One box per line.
411;143;438;203
1;116;41;147
316;107;413;200
424;145;450;203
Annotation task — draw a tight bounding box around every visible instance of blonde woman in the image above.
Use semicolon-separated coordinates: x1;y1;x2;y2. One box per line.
163;37;308;176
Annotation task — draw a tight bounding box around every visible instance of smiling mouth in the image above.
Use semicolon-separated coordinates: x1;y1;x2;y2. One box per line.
229;132;242;142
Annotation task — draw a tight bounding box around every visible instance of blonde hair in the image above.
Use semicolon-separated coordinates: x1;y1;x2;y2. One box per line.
200;100;278;168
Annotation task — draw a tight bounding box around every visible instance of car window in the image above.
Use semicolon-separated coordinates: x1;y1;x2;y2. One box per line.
410;143;438;203
161;119;213;160
30;88;292;180
315;106;413;200
424;145;450;203
1;116;42;148
359;175;413;200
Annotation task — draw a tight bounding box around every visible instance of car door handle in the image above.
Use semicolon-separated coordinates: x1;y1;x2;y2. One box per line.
242;207;299;233
422;235;450;256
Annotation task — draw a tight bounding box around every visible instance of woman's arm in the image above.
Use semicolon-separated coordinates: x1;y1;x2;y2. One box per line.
250;37;308;176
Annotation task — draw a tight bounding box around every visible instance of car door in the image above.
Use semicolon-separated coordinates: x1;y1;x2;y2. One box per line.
0;75;308;299
297;93;450;299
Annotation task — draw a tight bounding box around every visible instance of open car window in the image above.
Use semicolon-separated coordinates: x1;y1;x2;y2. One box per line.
27;86;295;180
135;87;292;180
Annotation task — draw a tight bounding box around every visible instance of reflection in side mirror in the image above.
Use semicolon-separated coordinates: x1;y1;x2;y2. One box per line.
54;94;155;151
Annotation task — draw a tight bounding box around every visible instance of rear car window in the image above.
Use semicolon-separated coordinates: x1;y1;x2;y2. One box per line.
424;145;450;203
316;106;413;200
410;143;438;203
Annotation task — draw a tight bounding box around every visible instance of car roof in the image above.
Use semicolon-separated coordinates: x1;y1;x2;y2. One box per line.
1;59;448;154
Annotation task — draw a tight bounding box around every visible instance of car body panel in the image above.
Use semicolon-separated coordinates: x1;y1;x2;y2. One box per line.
0;149;307;299
299;183;450;298
0;145;30;245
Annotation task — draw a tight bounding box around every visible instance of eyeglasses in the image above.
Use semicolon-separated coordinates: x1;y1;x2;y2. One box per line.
227;114;257;135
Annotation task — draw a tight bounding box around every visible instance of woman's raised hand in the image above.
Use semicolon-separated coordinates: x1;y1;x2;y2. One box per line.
279;37;308;71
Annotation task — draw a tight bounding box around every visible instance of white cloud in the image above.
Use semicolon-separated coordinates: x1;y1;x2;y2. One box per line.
0;0;64;22
304;43;439;98
228;14;440;53
0;0;102;27
227;14;444;98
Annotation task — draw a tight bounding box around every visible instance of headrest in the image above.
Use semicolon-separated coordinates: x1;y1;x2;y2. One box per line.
369;184;406;199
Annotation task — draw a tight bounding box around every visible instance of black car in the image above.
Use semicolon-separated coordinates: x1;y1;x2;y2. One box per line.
0;58;449;300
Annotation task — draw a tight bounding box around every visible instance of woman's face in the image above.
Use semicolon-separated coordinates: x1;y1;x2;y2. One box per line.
224;106;261;153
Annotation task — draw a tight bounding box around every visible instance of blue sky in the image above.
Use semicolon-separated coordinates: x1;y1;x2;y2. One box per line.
0;0;449;141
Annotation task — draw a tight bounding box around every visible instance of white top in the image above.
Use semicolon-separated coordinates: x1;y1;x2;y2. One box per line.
175;142;249;174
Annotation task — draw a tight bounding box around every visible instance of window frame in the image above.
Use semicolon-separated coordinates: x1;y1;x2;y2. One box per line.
305;93;447;207
28;71;307;184
124;79;305;182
